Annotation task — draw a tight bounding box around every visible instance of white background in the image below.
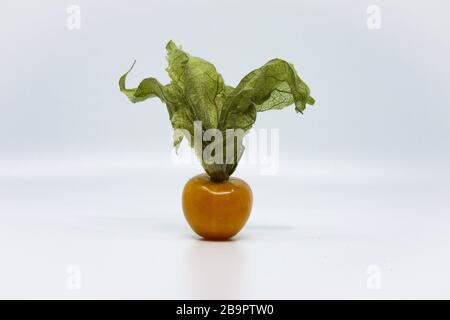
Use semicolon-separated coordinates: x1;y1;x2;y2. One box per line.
1;0;449;299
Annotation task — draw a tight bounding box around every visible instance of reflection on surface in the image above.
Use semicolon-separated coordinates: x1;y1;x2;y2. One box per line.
183;238;248;299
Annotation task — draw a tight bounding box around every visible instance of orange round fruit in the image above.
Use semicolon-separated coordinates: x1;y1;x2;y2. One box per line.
182;174;253;240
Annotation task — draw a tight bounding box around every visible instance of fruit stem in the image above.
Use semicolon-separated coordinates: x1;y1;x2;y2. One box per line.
202;163;229;182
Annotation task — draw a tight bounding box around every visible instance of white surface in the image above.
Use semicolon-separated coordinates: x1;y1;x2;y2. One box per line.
1;0;450;299
1;156;449;299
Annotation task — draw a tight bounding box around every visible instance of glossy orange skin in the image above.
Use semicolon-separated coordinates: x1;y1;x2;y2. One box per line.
182;174;253;240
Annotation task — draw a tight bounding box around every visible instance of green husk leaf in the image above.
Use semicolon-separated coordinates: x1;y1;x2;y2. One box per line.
119;41;315;181
219;58;315;132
